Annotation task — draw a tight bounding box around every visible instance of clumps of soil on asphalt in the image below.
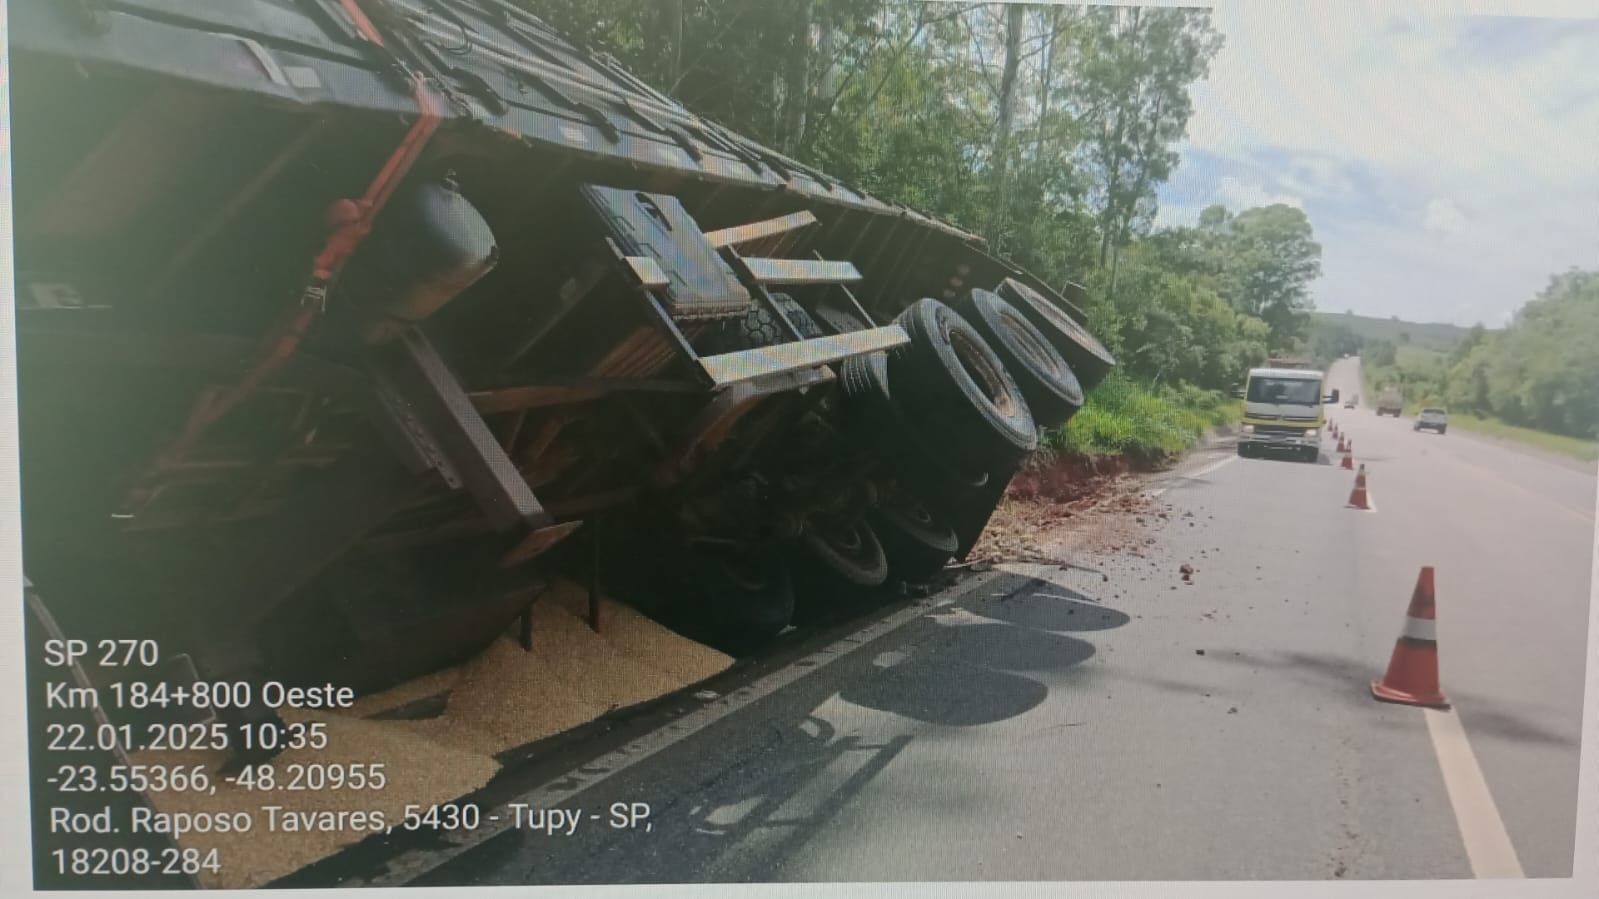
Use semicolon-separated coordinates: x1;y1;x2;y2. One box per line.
969;452;1178;566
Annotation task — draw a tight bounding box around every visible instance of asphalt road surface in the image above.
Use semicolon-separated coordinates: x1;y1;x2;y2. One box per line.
417;356;1594;885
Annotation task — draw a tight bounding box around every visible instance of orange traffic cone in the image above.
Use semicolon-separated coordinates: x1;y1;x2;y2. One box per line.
1371;567;1449;708
1336;435;1347;453
1347;464;1369;508
1340;451;1354;470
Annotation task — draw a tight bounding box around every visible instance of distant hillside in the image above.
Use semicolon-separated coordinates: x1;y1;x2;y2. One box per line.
1309;311;1473;351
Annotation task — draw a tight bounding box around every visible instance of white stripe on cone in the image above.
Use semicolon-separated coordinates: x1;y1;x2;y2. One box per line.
1402;616;1437;642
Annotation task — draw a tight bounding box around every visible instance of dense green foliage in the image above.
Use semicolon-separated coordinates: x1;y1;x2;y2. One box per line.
1441;272;1599;439
1043;373;1239;458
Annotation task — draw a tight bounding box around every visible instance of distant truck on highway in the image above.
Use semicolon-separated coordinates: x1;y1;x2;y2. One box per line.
1237;367;1340;463
1376;386;1404;417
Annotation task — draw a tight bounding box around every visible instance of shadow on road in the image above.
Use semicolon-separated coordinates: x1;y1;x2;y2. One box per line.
1450;704;1579;749
1142;647;1579;750
431;571;1129;885
965;584;1130;632
839;622;1093;725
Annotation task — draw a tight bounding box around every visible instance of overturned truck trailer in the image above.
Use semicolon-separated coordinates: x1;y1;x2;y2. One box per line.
14;0;1115;764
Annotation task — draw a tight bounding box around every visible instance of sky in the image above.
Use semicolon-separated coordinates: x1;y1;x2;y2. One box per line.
1153;1;1599;327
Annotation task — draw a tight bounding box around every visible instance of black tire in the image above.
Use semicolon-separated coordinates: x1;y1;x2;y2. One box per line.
713;291;821;350
773;293;824;338
837;352;988;489
813;302;868;335
837;351;895;431
801;517;888;587
871;498;958;584
1237;443;1254;458
681;549;796;656
954;288;1084;427
1438;426;1446;435
889;298;1038;472
1302;447;1319;463
994;277;1117;390
791;517;890;624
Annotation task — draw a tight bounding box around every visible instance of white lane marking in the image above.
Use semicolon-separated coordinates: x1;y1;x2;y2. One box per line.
1149;453;1239;497
350;570;1001;887
1424;707;1526;879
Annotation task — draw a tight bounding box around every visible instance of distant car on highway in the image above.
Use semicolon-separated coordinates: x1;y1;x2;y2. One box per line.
1414;407;1449;434
1343;395;1357;409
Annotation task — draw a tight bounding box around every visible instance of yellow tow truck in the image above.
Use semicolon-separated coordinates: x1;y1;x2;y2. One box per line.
1237;366;1340;463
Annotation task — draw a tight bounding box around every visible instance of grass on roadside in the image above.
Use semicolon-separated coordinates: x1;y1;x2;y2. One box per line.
1443;413;1599;461
1043;373;1241;459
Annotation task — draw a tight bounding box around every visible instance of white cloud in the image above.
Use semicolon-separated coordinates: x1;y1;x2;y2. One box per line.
1276;156;1357;199
1170;1;1599;324
1422;197;1469;236
1187;6;1597;181
1214;176;1303;212
1151;177;1300;230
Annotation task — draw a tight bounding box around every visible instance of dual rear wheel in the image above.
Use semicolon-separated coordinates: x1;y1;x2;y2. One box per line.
624;287;1107;654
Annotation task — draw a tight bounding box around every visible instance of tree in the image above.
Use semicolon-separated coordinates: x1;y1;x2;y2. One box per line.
1448;322;1487;365
1093;237;1269;390
779;0;816;152
664;0;683;85
1474;270;1599;437
1309;320;1363;364
1137;203;1322;353
1365;339;1398;368
988;2;1026;244
1216;205;1322;351
1071;7;1223;267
